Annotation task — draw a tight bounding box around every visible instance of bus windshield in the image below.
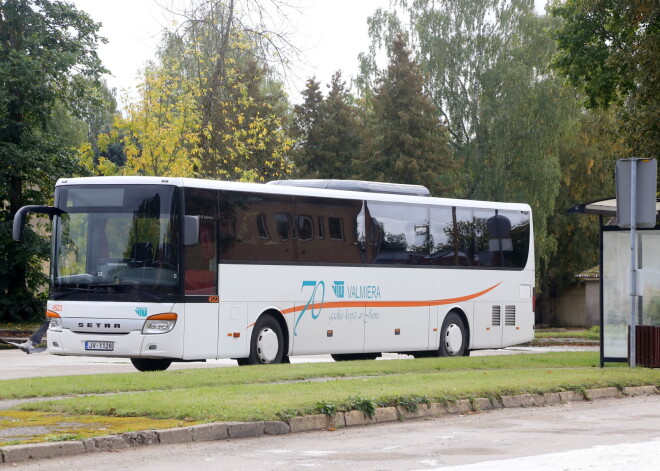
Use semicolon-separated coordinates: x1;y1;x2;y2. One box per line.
51;185;181;301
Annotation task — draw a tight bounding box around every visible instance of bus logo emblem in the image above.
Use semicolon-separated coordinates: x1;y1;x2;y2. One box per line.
135;307;148;317
332;281;345;298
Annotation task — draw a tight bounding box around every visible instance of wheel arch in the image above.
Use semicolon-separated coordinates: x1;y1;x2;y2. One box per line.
441;306;471;351
258;308;290;357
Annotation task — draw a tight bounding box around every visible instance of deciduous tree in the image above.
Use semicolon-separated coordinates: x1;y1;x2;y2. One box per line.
551;0;659;160
0;0;106;320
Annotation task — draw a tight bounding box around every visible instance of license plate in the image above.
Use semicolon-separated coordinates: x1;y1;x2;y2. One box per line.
85;341;114;351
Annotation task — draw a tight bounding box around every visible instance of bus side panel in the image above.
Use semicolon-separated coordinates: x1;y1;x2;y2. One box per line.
428;307;440;351
364;305;429;352
217;303;248;358
472;302;504;349
182;302;218;360
292;300;366;355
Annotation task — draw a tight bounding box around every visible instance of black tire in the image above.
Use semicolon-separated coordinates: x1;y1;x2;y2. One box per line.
130;358;172;372
439;312;468;357
331;352;381;361
244;315;285;365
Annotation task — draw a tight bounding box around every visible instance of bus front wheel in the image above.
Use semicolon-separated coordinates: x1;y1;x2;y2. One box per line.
439;312;467;357
130;358;172;372
244;315;284;365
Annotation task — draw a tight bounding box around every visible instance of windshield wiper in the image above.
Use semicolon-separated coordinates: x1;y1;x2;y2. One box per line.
50;287;105;299
95;283;163;301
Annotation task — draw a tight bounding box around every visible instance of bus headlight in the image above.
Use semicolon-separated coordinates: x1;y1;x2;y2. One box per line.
46;310;62;332
142;313;177;335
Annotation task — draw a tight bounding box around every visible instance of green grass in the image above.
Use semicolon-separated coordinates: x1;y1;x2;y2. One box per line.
0;352;599;400
18;365;659;423
534;326;600;341
0;321;43;333
1;352;658;424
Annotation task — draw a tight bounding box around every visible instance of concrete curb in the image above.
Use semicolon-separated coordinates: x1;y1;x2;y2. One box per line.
1;385;658;465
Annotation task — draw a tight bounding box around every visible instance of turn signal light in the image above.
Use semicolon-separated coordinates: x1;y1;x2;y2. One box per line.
46;310;62;332
142;313;177;335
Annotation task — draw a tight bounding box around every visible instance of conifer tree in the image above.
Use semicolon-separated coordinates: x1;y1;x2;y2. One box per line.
360;34;456;196
292;72;362;179
291;78;323;177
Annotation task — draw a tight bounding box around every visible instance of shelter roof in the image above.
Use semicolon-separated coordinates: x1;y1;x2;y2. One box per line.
567;198;660;216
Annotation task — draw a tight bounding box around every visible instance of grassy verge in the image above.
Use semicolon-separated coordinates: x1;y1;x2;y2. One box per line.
0;352;599;400
19;366;659;423
534;326;600;341
1;352;657;424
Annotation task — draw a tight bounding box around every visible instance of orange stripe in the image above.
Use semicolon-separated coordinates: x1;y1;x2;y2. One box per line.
280;282;502;315
246;282;501;329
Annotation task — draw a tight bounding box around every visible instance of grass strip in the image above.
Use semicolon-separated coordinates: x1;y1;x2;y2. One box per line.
0;352;601;400
534;327;600;340
18;367;660;423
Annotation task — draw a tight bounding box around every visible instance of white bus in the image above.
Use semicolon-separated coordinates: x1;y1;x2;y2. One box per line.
13;177;535;371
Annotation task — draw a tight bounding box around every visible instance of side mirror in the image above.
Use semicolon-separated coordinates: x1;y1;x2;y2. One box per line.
13;206;64;241
184;215;200;246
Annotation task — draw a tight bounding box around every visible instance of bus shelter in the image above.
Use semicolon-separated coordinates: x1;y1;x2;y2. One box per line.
568;198;660;367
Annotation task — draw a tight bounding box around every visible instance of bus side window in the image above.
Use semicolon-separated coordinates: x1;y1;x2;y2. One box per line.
184;188;218;295
185;220;218;295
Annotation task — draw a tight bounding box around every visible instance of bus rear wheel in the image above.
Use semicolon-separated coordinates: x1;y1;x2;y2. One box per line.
130;358;172;372
243;315;284;365
439;312;467;357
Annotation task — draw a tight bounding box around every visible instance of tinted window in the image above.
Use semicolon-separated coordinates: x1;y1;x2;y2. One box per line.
503;210;530;268
184;188;218;295
368;202;430;265
295;196;364;264
429;205;529;269
296;215;314;241
429;206;455;265
219;192;295;262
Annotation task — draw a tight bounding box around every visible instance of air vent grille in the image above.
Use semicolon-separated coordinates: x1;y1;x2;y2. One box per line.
492;305;501;326
505;305;516;326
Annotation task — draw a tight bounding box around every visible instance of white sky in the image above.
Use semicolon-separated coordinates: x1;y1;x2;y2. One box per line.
70;0;391;104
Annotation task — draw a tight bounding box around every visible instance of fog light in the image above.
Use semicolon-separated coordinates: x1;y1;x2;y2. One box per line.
142;313;177;335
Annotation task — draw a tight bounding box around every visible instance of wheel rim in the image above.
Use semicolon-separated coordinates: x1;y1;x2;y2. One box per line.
256;327;279;363
444;323;463;356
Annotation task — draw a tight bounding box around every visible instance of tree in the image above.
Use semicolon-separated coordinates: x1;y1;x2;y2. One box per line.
292;72;363;179
544;109;622;294
90;1;295;181
551;0;660;159
291;77;323;175
159;0;295;181
97;58;202;177
359;35;455;196
360;1;619;324
359;0;539;194
0;0;106;321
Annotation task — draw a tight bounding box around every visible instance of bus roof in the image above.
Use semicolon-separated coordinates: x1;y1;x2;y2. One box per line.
55;176;532;212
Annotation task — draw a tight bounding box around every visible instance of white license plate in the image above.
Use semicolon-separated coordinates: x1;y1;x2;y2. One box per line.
85;341;114;351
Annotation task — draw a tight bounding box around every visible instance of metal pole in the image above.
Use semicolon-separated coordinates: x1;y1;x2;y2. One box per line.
630;160;637;368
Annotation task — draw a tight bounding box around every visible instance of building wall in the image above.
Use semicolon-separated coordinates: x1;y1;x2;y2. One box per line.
555;285;588;327
554;280;600;328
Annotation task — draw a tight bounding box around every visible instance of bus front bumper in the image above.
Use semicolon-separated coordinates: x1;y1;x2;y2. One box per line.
47;328;183;359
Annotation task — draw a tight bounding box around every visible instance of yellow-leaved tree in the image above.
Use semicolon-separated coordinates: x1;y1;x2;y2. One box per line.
89;0;295;182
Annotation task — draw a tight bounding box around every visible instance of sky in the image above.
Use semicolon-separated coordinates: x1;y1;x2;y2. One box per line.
70;0;391;104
